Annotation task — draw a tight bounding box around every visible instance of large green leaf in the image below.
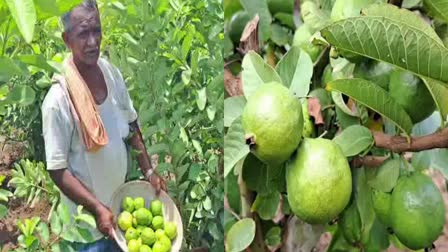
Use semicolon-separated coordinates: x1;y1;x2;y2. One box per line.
251;192;280;220
362;3;443;44
301;1;331;33
242;51;282;99
275;46;313;97
224;117;250;177
333;125;373;157
240;0;272;41
331;0;377;21
327;78;413;135
424;0;448;22
225;218;256;252
367;158;400;192
224;96;246;127
7;85;36;106
321;17;448;84
5;0;36;43
17;55;57;72
421;77;448;126
0;57;24;82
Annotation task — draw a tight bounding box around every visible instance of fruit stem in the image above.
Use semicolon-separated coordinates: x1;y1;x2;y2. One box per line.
245;134;256;150
318;130;328;138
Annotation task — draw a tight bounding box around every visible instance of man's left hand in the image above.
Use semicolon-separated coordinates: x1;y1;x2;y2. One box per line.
146;171;167;194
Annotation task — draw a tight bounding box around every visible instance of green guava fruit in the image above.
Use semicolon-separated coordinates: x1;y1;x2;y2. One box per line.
122;197;135;213
228;11;251;43
286;138;352;224
242;82;303;165
371;189;392;228
353;61;393;91
268;0;294;14
301;99;315;138
118;211;133;231
339;200;362;244
391;173;445;250
389;70;435;123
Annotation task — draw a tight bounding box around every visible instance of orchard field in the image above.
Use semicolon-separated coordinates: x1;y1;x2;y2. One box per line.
224;0;448;251
0;0;224;251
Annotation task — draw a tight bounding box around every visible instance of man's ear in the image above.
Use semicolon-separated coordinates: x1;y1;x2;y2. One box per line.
62;32;70;48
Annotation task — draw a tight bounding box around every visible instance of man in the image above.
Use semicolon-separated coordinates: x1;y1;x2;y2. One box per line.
41;1;166;251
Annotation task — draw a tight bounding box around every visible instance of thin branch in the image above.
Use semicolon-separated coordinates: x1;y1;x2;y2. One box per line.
372;128;448;153
351;155;389;168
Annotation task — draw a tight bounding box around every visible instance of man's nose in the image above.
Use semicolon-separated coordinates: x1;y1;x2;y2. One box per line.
87;33;97;47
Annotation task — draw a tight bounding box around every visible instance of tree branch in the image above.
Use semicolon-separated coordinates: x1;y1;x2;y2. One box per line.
351;156;389;168
372;128;448;153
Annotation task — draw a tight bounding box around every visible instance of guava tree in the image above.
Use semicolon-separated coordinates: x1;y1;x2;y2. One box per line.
224;0;448;251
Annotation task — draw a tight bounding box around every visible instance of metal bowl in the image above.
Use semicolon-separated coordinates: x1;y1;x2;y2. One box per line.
110;180;183;251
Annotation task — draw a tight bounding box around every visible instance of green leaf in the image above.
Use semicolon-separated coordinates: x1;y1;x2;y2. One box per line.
362;3;443;44
264;226;282;247
421;77;448;126
251;192;280;220
270;23;291;46
196;88;207;111
182;32;193;60
242;51;282;100
5;0;36;43
0;57;24;82
424;0;448;22
0;189;12;202
242;155;285;194
75;214;96;228
147;143;169;154
35;222;49;244
17;55;57;72
192;139;203;156
57;203;70;224
7;85;35;106
275;47;313;97
50;212;62;235
326;78;413;135
224;96;246;127
321;17;448;83
224;117;250;177
331;0;376;21
332;91;358;117
354;168;375;238
301;1;331;33
225;170;241;212
225;218;256;252
240;0;272;41
188;164;202;181
62;226;94;243
0;204;7;219
333;125;373;157
367;158;400;192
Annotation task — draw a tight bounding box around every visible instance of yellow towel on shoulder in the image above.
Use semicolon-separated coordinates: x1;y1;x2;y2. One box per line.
56;56;109;152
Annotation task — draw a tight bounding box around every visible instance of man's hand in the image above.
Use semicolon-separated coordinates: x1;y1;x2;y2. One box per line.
95;204;116;239
146;171;167;194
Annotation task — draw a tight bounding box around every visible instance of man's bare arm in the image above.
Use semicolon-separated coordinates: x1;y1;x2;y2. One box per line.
128;120;167;192
48;169;115;237
129;120;152;175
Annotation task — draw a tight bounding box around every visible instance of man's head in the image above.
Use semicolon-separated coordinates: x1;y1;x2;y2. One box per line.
62;0;101;66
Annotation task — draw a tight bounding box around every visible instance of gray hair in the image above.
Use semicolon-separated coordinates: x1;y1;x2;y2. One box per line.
61;0;98;32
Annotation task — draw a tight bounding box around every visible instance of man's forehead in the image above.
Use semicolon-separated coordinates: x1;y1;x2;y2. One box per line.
70;6;100;28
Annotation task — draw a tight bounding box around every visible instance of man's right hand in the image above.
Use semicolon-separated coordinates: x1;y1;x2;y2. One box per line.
94;204;116;239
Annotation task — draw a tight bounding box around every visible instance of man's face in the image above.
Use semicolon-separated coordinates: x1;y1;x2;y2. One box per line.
63;6;102;66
